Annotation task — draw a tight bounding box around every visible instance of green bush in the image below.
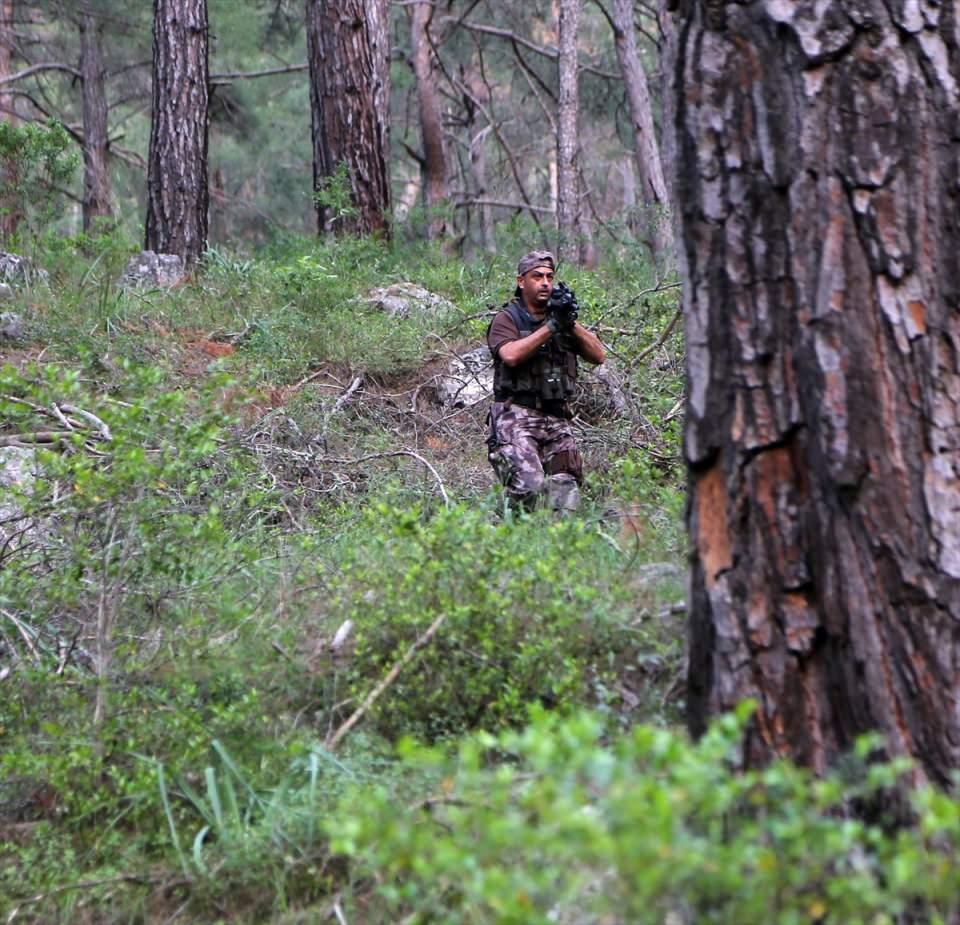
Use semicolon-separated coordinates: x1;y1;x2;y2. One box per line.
325;502;675;740
0;119;78;238
330;706;960;925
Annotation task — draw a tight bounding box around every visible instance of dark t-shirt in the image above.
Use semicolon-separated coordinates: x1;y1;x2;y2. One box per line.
487;309;527;359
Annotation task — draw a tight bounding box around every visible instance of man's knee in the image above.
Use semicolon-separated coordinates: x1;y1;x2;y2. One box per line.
547;473;580;512
509;466;546;506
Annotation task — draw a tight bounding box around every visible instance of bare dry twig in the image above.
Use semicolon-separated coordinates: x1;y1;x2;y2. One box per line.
324;450;451;506
326;612;448;750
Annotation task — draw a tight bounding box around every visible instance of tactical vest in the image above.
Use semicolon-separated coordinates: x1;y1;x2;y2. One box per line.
491;300;578;411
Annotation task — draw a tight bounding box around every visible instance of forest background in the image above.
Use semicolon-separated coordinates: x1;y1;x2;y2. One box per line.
1;1;960;923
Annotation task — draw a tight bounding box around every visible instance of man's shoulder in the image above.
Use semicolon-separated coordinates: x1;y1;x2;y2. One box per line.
487;303;523;355
490;302;523;331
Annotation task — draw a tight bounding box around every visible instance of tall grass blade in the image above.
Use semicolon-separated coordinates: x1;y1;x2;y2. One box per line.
156;762;191;879
192;825;210;875
205;766;224;830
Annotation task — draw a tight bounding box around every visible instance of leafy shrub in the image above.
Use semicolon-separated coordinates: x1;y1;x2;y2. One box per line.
330;705;960;925
326;502;666;740
0;119;78;238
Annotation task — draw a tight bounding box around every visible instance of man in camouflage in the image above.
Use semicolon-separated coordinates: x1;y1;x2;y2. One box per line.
486;251;606;511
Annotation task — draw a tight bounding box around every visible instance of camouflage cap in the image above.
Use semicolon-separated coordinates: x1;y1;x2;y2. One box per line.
516;250;555;277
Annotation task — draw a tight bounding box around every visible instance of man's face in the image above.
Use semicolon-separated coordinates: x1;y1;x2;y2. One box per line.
518;266;554;310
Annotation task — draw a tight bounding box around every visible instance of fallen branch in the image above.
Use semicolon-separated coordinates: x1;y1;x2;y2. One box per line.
330;375;365;416
631;306;682;365
0;431;72;447
325;450;451;506
58;404;113;441
326;612;448;750
5;873;158;921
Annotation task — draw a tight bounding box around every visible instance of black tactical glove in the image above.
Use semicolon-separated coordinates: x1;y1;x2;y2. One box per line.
546;281;579;333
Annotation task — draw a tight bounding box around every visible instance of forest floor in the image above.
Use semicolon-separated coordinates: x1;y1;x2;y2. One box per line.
6;235;951;925
0;233;693;922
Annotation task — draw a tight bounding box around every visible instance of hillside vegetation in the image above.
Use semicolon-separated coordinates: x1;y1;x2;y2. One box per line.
2;235;959;924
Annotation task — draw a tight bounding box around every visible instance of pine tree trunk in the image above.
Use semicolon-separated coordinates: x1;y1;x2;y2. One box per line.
611;0;671;263
145;0;209;266
79;2;113;233
668;0;960;785
0;0;21;243
305;0;391;237
556;0;581;264
410;1;448;240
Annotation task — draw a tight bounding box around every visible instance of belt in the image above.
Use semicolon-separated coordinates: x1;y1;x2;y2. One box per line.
495;392;569;418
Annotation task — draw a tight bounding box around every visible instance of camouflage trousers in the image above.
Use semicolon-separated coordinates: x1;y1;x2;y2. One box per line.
486;401;583;511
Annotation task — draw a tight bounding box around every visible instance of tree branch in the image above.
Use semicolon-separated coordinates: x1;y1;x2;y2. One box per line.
448;20;619;79
0;62;82;86
454;197;554;214
326;611;448;750
210;63;308;84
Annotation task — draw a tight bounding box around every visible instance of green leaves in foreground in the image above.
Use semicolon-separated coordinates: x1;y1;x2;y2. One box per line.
330;706;960;925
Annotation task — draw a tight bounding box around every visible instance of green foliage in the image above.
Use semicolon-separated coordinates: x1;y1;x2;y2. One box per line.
313;162;359;228
0;234;689;923
0;120;79;237
327;502;679;740
330;707;960;925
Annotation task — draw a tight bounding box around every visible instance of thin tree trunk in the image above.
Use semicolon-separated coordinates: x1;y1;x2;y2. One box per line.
0;0;21;243
305;0;391;237
556;0;581;264
410;0;448;240
470;125;495;253
668;0;960;786
145;0;209;266
79;2;112;232
611;0;670;263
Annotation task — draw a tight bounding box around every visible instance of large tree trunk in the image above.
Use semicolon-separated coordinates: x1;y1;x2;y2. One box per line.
0;0;21;243
145;0;209;266
410;0;448;240
556;0;581;264
669;0;960;786
611;0;671;264
305;0;391;237
79;2;113;232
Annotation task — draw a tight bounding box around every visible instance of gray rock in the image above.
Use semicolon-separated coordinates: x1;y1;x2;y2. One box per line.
436;346;493;409
575;359;633;420
117;250;187;289
0;312;26;341
0;447;38;553
0;251;48;289
363;282;456;319
0;283;13;302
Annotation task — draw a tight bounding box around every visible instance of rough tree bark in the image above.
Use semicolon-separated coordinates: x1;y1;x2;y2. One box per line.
0;0;21;242
556;0;582;264
79;1;113;232
305;0;391;237
668;0;960;785
410;0;448;240
611;0;671;263
145;0;209;266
